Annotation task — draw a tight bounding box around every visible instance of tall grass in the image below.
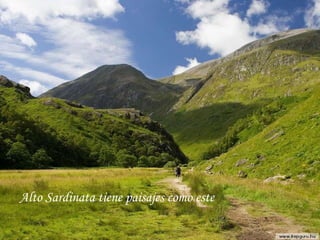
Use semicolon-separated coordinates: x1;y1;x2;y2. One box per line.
183;172;231;232
0;168;227;240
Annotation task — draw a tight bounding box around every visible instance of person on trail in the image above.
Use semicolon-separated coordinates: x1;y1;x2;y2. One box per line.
175;165;181;177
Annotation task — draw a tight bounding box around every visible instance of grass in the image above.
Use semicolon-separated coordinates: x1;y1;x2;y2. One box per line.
203;87;320;180
202;175;320;232
0;168;226;240
162;102;261;160
161;33;320;161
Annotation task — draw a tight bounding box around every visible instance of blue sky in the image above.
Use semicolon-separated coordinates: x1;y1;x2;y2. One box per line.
0;0;319;96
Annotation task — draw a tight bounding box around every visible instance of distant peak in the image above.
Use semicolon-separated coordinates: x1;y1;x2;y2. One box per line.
232;28;317;57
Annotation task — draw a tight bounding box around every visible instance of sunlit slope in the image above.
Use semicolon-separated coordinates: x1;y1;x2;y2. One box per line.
208;87;320;180
0;78;187;168
161;29;320;159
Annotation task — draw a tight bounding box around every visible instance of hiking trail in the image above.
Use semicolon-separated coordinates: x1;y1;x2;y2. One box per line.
160;176;304;240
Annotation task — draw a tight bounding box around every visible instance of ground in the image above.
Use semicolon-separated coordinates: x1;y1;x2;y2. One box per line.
162;176;305;240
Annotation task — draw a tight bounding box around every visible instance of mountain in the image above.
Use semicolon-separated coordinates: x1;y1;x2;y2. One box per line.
41;28;320;163
0;77;187;169
161;28;320;108
41;64;185;118
160;28;320;159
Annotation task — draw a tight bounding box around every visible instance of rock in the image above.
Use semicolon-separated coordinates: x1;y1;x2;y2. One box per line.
297;174;306;179
238;170;247;178
42;99;61;109
263;175;289;183
205;165;213;174
0;75;14;87
0;75;32;97
205;165;213;171
235;159;248;167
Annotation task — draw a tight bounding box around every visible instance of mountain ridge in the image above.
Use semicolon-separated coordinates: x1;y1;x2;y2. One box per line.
41;64;185;118
41;28;320;161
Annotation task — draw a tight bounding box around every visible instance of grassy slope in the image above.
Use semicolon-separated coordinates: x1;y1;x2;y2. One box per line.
0;86;187;167
203;87;320;180
161;31;320;161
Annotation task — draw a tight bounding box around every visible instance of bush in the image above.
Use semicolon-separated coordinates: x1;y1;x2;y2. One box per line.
32;148;53;169
117;152;137;168
98;146;116;166
6;142;32;168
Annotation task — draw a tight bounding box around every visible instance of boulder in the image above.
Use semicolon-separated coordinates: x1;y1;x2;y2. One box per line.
235;159;248;167
238;170;247;178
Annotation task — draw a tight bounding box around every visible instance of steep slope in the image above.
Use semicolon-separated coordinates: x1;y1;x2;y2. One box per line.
161;29;320;159
42;64;184;118
41;29;320;161
204;86;320;180
0;76;187;169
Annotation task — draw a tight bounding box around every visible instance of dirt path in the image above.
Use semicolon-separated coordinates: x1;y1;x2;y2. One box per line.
160;177;304;240
159;177;207;208
227;198;304;240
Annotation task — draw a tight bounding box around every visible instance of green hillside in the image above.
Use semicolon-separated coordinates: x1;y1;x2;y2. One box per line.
0;77;187;169
161;29;320;160
201;87;320;180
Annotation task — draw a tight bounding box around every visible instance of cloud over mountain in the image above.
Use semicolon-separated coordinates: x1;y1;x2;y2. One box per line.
0;0;131;96
175;0;290;57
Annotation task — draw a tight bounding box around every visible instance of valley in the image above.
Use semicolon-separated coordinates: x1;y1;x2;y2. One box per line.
1;28;320;239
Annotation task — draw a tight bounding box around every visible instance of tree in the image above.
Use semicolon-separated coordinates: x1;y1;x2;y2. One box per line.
117;152;137;168
6;142;32;168
32;148;53;169
137;156;149;167
98;146;116;166
148;156;160;167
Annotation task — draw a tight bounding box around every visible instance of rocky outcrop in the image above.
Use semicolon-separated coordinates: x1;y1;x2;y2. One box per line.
0;75;32;97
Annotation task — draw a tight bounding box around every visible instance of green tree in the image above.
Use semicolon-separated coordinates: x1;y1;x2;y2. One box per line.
148;156;160;167
137;156;149;167
117;152;137;168
98;146;116;166
32;148;53;169
6;142;32;168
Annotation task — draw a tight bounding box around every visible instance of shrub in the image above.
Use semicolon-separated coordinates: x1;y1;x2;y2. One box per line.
32;148;53;169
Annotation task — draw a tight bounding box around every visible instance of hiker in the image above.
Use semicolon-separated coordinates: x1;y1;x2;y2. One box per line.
175;165;181;177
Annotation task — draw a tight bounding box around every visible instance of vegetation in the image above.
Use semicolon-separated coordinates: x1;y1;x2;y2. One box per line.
202;96;303;159
161;30;320;161
0;168;227;240
202;87;320;180
205;175;320;232
0;84;187;169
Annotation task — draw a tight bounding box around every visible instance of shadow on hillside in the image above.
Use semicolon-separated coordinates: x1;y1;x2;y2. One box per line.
161;101;266;145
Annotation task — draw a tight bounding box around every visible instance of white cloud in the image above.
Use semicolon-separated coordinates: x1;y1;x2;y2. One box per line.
176;0;290;57
305;0;320;28
0;61;66;86
173;57;201;75
0;0;124;23
19;80;48;96
176;0;256;56
252;15;291;35
25;18;131;78
186;0;229;18
0;0;130;95
15;32;37;47
246;0;269;17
